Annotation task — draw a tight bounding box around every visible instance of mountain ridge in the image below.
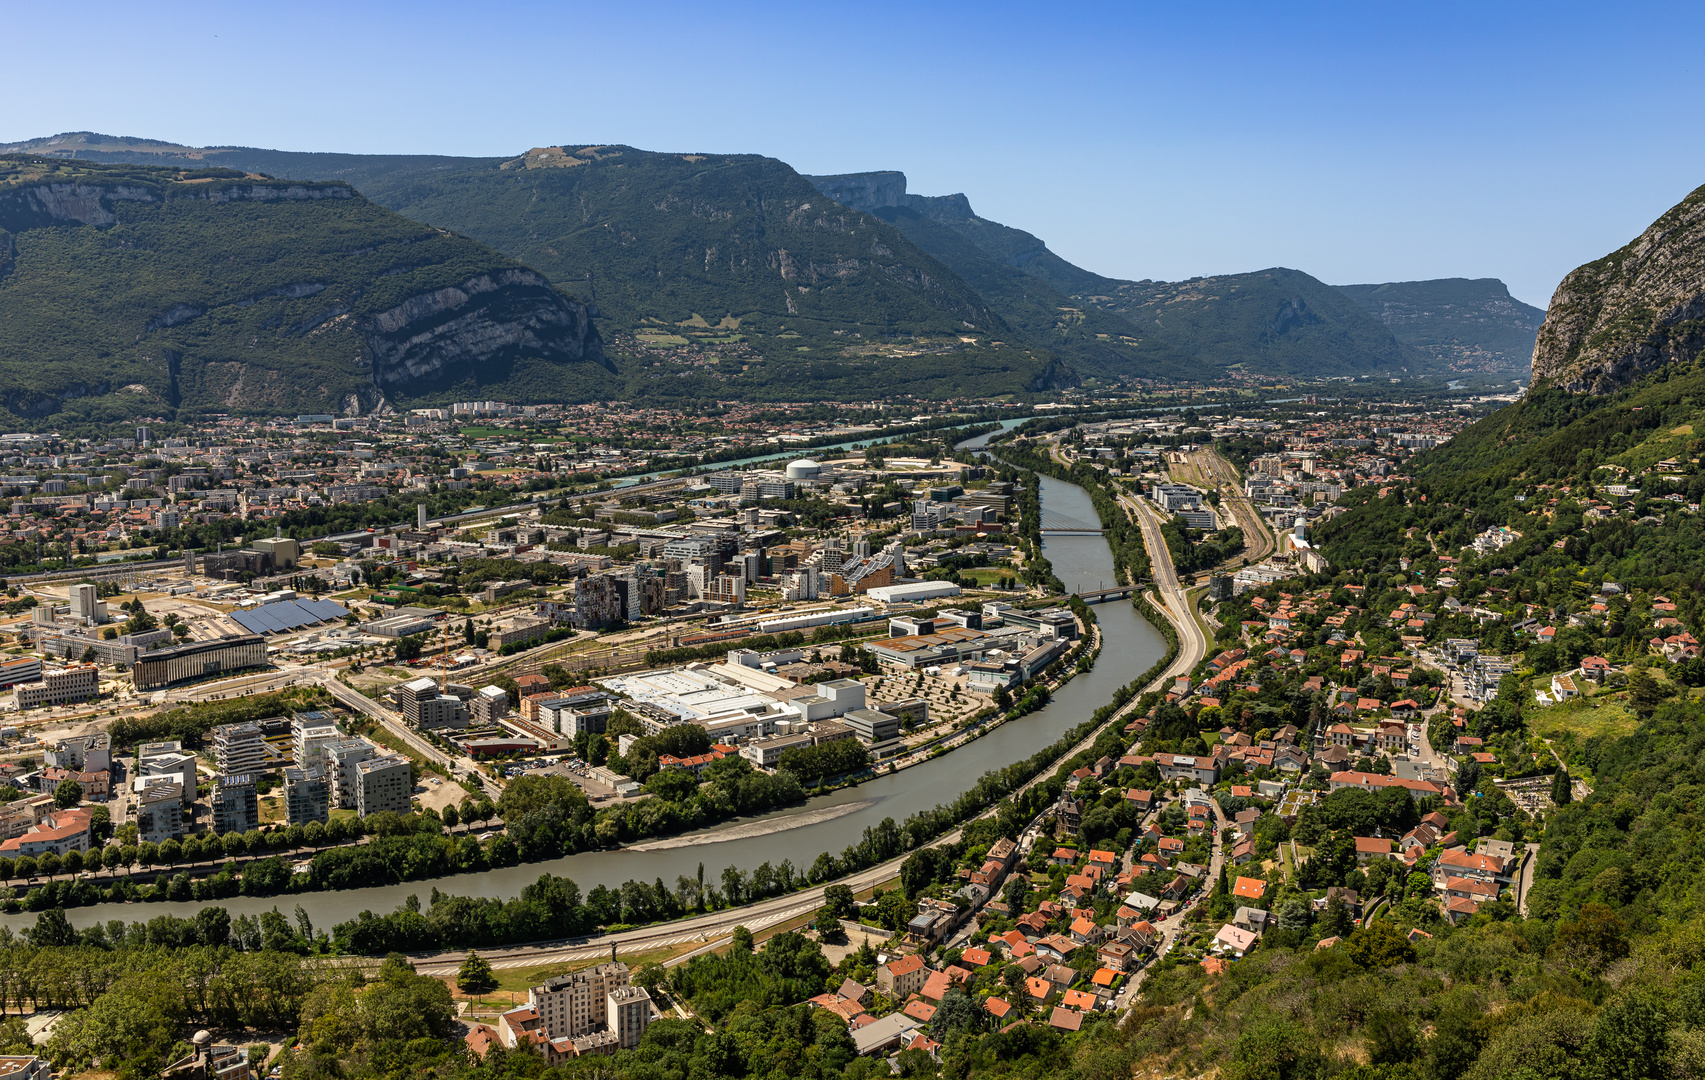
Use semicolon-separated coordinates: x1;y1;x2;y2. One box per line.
1530;181;1705;394
0;155;608;422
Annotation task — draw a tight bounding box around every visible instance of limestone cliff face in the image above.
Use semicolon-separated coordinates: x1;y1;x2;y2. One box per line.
1531;183;1705;393
0;178;352;232
365;269;608;389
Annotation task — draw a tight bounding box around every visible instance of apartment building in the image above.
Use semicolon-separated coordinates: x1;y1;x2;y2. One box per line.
134;781;185;843
138;744;197;806
0;795;54;841
46;733;110;773
284;766;330;825
355;754;412;817
528;963;632;1040
322;739;376;808
607;986;653;1049
211;775;260;834
213;722;270;775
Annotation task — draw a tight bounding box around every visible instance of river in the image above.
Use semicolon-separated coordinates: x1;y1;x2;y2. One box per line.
13;434;1163;929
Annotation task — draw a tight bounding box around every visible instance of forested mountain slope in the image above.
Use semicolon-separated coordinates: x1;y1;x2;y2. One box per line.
810;171;1449;381
0;156;606;423
5;133;1069;400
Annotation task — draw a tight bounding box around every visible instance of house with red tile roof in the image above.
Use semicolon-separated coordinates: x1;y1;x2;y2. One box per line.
877;953;927;998
919;969;953;1002
1233;876;1267;901
903;999;937;1023
1049;1006;1083;1032
1061;988;1098;1012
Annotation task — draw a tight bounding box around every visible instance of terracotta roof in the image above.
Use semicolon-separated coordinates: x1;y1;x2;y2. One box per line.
1049;1006;1083;1031
1062;989;1098;1011
885;953;925;977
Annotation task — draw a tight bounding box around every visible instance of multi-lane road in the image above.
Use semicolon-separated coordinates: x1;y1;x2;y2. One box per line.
1118;491;1211;683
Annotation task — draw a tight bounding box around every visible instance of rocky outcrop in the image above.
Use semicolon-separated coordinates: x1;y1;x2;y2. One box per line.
365;269;608;389
0;176;351;234
1531;183;1705;393
0;181;156;230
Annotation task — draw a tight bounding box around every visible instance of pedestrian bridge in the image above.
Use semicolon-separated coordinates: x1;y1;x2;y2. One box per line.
1039;510;1103;534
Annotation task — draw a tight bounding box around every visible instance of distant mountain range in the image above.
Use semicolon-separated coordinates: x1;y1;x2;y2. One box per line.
808;170;1544;380
0;132;1544;418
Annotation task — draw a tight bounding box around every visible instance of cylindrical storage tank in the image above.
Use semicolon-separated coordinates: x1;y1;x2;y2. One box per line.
785;459;821;481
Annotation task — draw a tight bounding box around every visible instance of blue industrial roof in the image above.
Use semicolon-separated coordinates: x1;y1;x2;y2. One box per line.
231;598;350;636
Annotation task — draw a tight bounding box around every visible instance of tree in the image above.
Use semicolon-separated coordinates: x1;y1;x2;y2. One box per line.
1342;921;1415;969
456;951;498;996
1551;766;1573;806
1585;994;1669;1080
1363;1009;1421;1065
53;778;82;809
822;883;857;920
1552;902;1630;969
1627;668;1670;715
1456;755;1482;796
730;925;754;952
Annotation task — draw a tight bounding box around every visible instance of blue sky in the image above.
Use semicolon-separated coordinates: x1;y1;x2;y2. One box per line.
7;0;1701;306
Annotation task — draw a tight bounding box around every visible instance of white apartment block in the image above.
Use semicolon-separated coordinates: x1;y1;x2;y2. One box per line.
322;739;376;808
213;722;270;775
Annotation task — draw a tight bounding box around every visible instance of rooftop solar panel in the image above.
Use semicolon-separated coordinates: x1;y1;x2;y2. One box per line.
235;598;352;635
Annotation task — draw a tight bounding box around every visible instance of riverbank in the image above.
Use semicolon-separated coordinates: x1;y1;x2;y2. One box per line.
1;460;1165;933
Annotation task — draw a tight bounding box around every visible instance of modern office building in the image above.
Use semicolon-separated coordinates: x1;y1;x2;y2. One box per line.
132;636;267;691
14;665;98;709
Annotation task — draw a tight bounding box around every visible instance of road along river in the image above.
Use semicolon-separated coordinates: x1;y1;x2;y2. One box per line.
9;466;1162;929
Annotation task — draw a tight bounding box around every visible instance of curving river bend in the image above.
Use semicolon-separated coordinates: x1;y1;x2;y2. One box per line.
12;432;1163;928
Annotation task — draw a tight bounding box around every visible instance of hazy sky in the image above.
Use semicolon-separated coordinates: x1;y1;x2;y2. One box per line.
7;1;1700;306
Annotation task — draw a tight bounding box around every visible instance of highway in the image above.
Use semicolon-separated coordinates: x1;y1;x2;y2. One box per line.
1118;491;1211;685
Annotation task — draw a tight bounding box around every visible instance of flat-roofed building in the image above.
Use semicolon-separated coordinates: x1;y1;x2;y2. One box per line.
528;962;631;1040
213;722;269;775
134;781;184;843
133;636;266;690
323;739;376;808
138;748;197;805
15;664;98;709
284;766;330;825
355;754;412;817
607;986;653;1049
211;774;259;834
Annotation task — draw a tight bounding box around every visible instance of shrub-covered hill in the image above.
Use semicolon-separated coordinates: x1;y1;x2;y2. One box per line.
10;134;1070;401
0;155;608;423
